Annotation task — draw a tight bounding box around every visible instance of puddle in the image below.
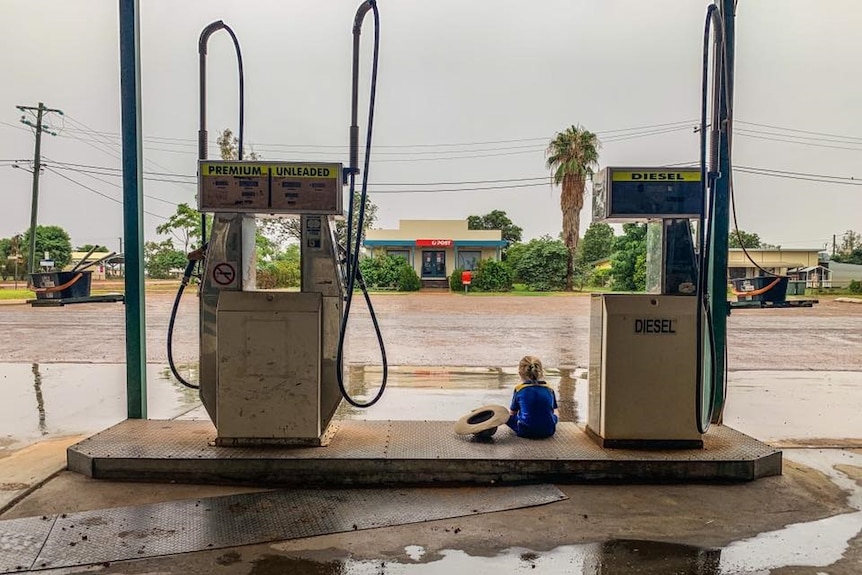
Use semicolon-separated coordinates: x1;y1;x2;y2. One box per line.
334;366;587;424
253;540;723;574
0;363;200;451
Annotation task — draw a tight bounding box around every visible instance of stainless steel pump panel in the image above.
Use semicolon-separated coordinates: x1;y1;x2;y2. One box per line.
216;290;324;444
592;166;703;222
588;294;702;448
199;160;342;214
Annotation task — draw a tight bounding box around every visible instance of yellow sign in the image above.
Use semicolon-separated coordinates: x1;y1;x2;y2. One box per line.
612;170;701;182
201;162;268;177
270;164;338;179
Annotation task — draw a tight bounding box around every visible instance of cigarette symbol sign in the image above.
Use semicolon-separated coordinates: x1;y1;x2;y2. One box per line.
212;262;237;287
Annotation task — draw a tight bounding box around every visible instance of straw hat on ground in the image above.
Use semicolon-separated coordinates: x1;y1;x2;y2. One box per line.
453;404;510;437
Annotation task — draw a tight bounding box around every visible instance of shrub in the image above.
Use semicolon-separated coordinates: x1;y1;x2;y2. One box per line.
473;259;513;292
450;267;465;291
513;236;568;291
397;265;421;291
849;279;862;294
256;268;277;289
504;243;528;283
589;268;611;288
359;254;418;291
359;255;402;289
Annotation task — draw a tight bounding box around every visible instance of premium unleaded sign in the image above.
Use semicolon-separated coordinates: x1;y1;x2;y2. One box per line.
198;161;342;214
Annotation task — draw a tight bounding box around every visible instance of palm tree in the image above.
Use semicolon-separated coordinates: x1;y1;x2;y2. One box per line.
546;125;601;290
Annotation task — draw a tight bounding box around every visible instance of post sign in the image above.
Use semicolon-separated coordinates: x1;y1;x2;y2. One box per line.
592;166;703;222
198;161;342;215
416;239;453;247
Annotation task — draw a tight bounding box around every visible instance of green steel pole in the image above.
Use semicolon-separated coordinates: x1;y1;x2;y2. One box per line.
27;104;44;274
709;0;735;422
119;0;147;418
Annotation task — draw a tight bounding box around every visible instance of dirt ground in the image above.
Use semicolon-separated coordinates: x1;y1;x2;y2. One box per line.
1;291;861;372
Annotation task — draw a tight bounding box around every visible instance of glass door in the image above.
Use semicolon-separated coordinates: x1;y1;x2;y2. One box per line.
421;250;446;278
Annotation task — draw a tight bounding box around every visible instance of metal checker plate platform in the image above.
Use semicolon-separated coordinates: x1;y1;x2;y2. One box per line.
0;484;565;573
68;420;781;485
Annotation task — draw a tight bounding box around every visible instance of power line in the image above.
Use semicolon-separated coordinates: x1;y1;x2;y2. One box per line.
736;120;862;143
57;118;699;150
734;166;862;186
42;159;182;206
736;130;862;153
30;159;862;191
42;166;170;220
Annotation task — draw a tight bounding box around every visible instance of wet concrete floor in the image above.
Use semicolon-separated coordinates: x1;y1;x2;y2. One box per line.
2;363;860;451
24;447;857;574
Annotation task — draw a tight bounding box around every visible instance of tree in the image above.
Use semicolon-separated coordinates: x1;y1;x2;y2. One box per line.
22;225;73;269
839;230;861;254
156;203;205;253
511;236;569;292
577;222;614;264
467;210;523;256
546;125;601;290
728;229;762;249
0;236;24;281
144;240;187;279
75;244;109;252
833;248;862;265
610;223;647;291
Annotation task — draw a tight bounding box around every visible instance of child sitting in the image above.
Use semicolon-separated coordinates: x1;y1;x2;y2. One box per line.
506;355;559;439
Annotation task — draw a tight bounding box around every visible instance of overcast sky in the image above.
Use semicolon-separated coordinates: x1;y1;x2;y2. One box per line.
2;0;861;252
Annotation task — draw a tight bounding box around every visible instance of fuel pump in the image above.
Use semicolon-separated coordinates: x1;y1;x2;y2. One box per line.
585;4;731;449
167;1;387;447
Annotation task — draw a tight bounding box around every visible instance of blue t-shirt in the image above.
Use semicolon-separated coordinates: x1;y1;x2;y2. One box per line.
510;381;558;438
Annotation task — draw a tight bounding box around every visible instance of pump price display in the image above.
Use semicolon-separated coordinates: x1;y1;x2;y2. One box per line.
198;161;342;215
592;166;703;222
199;162;268;211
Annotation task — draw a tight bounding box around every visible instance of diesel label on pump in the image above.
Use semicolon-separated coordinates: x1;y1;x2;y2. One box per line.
634;318;678;334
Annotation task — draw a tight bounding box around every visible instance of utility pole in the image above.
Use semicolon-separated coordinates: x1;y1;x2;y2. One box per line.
119;236;123;254
832;234;837;256
17;102;63;274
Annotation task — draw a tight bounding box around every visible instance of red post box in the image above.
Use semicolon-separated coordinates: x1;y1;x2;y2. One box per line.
461;270;472;285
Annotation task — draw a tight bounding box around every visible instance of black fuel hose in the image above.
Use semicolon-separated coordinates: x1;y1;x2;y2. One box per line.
336;0;388;408
695;3;724;433
167;255;202;390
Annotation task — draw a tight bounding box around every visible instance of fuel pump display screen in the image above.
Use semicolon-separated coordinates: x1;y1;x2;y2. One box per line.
592;167;703;222
198;161;343;214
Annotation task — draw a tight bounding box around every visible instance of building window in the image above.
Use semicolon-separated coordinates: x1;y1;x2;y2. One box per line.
457;250;481;271
387;249;409;263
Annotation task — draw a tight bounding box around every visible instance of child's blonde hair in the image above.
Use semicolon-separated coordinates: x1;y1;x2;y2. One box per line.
518;355;543;381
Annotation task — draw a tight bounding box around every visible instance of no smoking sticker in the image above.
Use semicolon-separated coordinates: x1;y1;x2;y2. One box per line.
212;261;238;289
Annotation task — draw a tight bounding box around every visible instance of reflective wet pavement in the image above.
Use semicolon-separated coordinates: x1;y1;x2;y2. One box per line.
1;363;860;452
0;363;198;453
1;363;860;574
